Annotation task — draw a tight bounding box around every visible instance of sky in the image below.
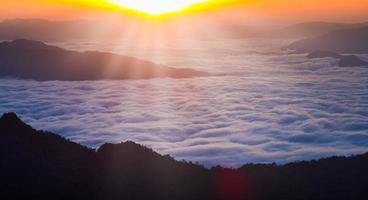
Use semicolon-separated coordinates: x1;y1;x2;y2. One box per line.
0;0;367;167
0;0;368;23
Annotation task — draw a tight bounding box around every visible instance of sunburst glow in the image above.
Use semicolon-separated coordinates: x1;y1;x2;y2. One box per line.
110;0;206;14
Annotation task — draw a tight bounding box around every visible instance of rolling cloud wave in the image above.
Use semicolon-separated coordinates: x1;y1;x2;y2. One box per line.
1;44;368;167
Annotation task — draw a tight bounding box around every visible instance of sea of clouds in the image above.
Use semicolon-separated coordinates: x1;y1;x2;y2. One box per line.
1;38;368;167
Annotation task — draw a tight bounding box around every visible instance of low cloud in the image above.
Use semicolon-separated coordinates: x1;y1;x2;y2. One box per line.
1;41;368;167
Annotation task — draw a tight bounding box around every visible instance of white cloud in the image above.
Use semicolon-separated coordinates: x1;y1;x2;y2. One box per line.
1;39;368;167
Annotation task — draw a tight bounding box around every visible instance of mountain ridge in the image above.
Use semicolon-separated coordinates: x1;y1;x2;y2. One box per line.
280;21;368;38
287;26;368;53
1;112;367;200
0;39;209;81
0;19;100;42
307;50;368;67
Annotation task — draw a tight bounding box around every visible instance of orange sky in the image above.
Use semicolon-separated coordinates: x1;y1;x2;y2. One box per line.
0;0;367;23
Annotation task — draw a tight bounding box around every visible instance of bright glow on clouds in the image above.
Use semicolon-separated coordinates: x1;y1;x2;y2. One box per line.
1;38;368;167
110;0;206;14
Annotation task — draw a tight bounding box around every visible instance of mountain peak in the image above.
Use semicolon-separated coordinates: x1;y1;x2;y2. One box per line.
0;112;32;132
307;50;368;67
0;112;22;123
0;39;209;81
97;140;171;164
98;141;153;154
11;38;45;44
0;39;61;51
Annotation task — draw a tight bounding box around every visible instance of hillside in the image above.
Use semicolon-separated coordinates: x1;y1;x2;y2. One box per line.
0;19;102;42
0;112;367;200
307;50;368;67
280;21;368;38
0;39;209;81
287;26;368;53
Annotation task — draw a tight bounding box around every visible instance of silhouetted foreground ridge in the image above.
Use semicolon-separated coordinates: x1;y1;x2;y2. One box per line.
1;112;367;200
0;39;209;80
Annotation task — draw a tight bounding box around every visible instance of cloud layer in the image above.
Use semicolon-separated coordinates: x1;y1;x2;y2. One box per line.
1;39;368;167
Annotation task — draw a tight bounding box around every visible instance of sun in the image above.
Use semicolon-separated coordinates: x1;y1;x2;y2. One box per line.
110;0;206;15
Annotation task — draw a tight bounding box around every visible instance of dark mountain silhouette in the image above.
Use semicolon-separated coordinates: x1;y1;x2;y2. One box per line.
0;112;211;200
307;50;368;67
0;39;209;81
1;112;367;200
287;26;368;53
279;21;368;38
0;112;97;199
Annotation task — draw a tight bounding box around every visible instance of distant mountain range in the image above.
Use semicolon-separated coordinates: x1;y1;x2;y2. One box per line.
280;21;368;38
0;18;264;41
0;39;209;81
1;112;367;200
0;19;100;42
3;19;368;42
288;26;368;53
307;51;368;67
